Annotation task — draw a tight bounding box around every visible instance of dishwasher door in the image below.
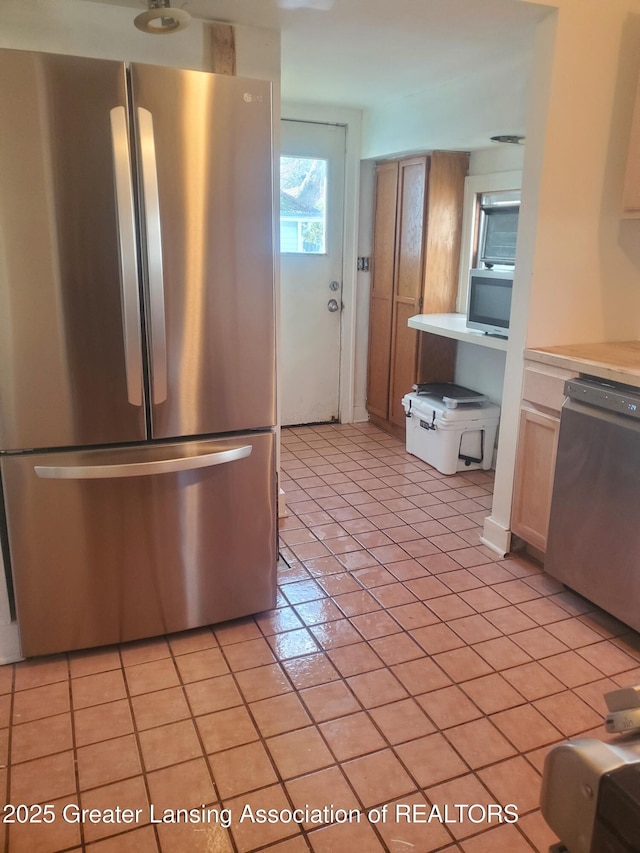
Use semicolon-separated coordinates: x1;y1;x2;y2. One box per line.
546;397;640;632
1;432;277;657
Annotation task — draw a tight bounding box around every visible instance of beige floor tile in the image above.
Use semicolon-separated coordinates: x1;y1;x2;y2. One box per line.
76;734;142;791
11;711;72;765
308;819;385;852
369;698;436;745
10;750;77;803
225;784;302;852
249;692;311;737
285;765;361;829
281;653;340;690
300;680;360;722
266;726;334;780
130;686;191;730
209;740;278;798
123;658;179;697
346;668;408;708
197;705;259;754
173;647;229;683
459;672;526;714
80;775;150;843
395;732;468;787
7;795;81;853
75;698;134;746
490;705;563;753
444;717;516;769
417;684;483;729
139;718;203;772
86;825;160;852
7;423;640;853
13;680;71;722
319;711;386;761
146;757;216;812
343;747;416;807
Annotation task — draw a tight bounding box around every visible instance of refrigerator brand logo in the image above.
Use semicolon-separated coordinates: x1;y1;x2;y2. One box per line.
243;92;264;103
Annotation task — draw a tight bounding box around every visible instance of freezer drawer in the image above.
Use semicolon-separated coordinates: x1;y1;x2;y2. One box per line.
1;432;277;657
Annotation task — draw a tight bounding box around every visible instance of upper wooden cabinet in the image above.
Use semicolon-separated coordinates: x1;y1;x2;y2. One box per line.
366;151;469;437
622;71;640;217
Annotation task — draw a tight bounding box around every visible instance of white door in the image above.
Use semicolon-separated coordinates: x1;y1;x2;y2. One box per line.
279;119;345;425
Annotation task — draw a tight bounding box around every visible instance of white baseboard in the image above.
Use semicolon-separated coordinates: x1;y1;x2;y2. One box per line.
278;487;288;519
351;405;369;423
480;515;511;557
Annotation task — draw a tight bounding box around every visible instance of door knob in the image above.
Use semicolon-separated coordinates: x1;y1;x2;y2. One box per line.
327;298;340;313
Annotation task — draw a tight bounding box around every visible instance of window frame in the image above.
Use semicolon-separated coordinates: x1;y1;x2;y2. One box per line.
477;190;520;268
456;170;523;314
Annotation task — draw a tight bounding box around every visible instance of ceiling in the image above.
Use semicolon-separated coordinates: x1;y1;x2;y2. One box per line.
84;0;550;111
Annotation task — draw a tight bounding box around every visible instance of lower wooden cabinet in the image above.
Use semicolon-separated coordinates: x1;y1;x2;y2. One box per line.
511;406;560;552
511;361;575;554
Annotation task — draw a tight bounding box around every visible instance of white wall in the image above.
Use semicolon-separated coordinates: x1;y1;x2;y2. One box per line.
0;0;280;81
468;144;526;178
485;0;640;555
523;0;640;348
361;52;533;161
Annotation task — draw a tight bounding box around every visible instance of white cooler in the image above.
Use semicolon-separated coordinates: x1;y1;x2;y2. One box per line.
401;392;500;475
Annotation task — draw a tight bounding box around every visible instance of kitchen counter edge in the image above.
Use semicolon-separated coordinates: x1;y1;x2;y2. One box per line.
525;341;640;388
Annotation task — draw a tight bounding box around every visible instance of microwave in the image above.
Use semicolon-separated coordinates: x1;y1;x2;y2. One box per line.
466;268;513;338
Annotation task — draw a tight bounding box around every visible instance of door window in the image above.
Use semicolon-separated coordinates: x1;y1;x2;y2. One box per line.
280;156;327;254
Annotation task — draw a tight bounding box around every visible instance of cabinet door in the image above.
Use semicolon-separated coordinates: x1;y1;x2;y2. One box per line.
388;157;428;429
366;161;398;421
511;406;560;552
622;73;640;218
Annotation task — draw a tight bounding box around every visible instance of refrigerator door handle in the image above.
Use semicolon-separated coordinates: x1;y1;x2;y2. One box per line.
137;107;168;405
110;106;144;407
34;445;252;480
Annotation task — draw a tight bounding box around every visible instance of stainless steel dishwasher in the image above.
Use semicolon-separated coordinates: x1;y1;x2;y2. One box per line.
546;375;640;633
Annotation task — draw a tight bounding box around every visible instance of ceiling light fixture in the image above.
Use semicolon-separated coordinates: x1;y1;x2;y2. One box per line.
491;134;525;145
134;0;190;34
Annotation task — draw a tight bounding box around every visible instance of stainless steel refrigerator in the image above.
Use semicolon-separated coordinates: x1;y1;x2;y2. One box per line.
0;49;277;658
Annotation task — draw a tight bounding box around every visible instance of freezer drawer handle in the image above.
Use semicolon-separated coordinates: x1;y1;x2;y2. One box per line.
137;107;168;406
33;445;252;480
110;106;144;407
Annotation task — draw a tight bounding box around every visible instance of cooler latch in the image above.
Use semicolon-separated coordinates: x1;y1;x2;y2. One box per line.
419;413;436;431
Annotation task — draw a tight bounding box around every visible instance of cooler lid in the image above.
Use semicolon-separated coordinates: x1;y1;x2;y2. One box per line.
402;392;500;423
413;382;488;408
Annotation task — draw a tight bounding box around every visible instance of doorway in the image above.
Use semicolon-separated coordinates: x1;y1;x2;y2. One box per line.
279;119;346;425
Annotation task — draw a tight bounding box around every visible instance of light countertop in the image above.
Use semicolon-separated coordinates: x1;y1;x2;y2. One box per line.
525;341;640;387
408;313;508;351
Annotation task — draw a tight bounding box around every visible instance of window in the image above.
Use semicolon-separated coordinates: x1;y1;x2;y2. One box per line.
477;189;520;268
455;170;522;314
280;156;327;254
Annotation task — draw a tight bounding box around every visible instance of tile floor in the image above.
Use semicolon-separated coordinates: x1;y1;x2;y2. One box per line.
2;421;640;852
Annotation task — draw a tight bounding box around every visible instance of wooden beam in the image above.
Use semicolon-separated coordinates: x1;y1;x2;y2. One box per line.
209;24;236;75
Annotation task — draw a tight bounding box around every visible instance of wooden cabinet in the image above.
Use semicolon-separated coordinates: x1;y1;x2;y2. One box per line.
366;151;468;438
511;362;575;553
511;407;560;553
622;70;640;217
